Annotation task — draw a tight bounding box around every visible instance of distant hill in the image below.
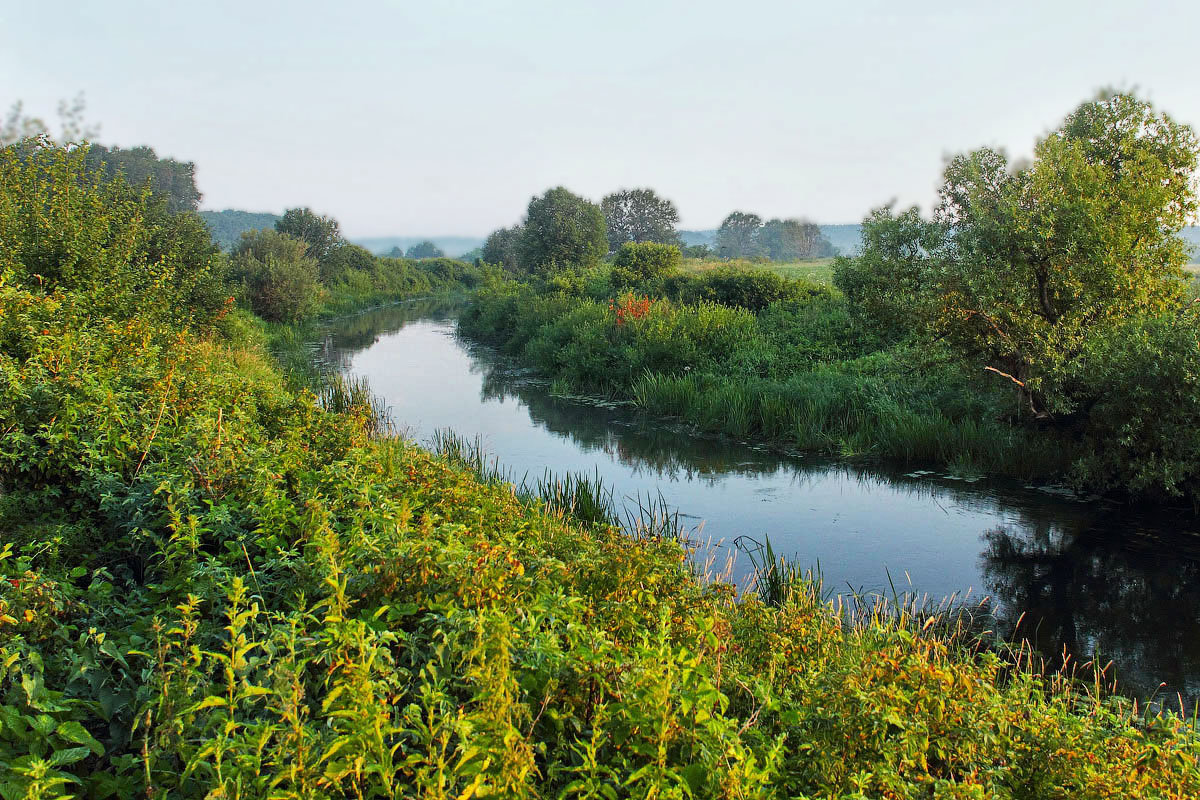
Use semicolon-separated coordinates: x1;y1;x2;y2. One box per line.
353;236;485;258
200;210;280;250
678;229;716;247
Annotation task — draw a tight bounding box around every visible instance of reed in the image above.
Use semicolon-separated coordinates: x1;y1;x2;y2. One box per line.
317;373;393;437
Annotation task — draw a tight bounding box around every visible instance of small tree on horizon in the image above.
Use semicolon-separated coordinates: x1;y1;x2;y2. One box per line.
518;187;607;272
600;188;680;252
715;211;763;259
758;218;833;261
276;207;343;262
405;240;445;259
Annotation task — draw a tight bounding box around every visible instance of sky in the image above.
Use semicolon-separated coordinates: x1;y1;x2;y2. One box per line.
3;1;1198;237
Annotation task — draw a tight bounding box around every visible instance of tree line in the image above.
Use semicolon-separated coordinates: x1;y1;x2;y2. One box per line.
482;186;833;275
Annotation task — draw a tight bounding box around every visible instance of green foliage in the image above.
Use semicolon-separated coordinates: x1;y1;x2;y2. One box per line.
0;139;225;337
230;229;323;322
841;92;1198;423
317;242;377;283
600;187;680;251
517;187;607;273
1071;308;1200;500
715;211;764;259
405;240;445;259
482;225;524;273
319;255;494;317
84;143;201;213
829;91;1200;504
199;209;281;251
610;241;681;288
275;207;343;262
832;204;945;339
463;278;1062;475
660;266;828;311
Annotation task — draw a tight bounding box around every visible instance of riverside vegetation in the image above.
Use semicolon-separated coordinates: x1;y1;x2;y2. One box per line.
2;123;1199;799
463;93;1200;508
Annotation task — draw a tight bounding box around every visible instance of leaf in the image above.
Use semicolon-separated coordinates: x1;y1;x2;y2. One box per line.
681;762;707;794
49;745;93;766
56;720;105;756
189;696;228;713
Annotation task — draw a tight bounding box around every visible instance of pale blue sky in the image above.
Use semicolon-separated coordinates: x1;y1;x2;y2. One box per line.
3;1;1197;236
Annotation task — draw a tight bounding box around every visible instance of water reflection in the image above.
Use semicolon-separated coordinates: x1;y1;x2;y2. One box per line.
313;298;462;373
983;522;1200;705
319;302;1200;706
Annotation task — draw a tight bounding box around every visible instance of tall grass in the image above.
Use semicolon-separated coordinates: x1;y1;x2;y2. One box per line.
463;277;1075;482
431;430;697;539
621;491;689;542
631;370;1069;477
317;373;393;438
431;428;510;485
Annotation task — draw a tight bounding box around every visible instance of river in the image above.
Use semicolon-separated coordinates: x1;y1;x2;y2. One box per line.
313;299;1200;708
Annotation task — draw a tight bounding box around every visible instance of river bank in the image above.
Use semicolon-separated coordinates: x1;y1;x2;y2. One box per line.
320;301;1200;708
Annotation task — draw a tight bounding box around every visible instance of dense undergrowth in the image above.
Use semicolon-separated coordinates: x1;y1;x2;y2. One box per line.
3;142;1199;798
460;267;1069;480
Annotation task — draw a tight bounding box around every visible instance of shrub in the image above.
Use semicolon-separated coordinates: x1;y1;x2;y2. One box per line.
610;242;681;288
518;186;608;272
0;139;226;334
230;229;323;322
662;267;828;311
1072;309;1200;502
319;242;377;283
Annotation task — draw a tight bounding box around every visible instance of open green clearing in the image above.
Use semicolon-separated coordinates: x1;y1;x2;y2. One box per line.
682;257;838;285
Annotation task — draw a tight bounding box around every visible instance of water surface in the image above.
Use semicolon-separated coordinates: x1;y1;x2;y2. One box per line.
316;300;1200;707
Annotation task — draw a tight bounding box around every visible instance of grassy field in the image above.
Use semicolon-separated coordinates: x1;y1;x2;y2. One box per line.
682;257;838;285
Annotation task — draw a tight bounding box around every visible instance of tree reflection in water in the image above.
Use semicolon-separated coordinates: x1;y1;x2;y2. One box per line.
310;297;461;375
983;521;1200;709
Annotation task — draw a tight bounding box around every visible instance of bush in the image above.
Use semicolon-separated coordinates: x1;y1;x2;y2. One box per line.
1072;309;1200;502
230;229;323;322
518;186;608;272
662;267;828;311
610;242;681;288
0;140;226;335
319;242;377;283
